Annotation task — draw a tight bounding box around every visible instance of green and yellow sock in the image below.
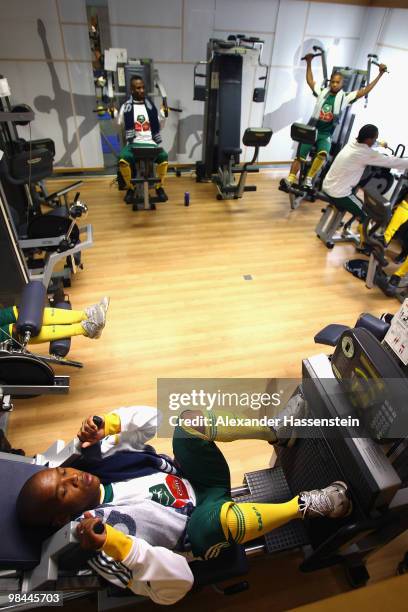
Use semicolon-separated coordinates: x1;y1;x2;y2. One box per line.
395;257;408;279
358;222;365;247
41;307;86;325
181;409;277;442
221;497;300;544
156;161;168;188
119;160;133;190
307;153;326;179
30;323;86;344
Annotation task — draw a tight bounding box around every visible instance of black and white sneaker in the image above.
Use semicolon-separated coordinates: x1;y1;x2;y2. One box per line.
155;187;168;202
299;481;352;519
279;178;292;192
124;189;135;204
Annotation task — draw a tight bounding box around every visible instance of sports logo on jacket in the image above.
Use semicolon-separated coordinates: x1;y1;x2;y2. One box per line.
149;475;190;508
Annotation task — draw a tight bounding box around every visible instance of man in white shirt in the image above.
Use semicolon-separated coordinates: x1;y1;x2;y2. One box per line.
323;124;408;225
118;76;168;205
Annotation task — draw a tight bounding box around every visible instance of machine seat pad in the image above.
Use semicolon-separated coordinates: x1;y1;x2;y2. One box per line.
131;147;163;161
356;313;390;342
314;324;351;347
222;147;242;157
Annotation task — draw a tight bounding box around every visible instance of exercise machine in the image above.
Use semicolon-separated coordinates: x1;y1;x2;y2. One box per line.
194;36;270;200
315;142;404;251
2;307;408;608
100;56;179;209
342;145;408;299
0;77;93;289
280;50;379;213
0;279;89;416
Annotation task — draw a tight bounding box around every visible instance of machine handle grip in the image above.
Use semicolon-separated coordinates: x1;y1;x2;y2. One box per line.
92;416;104;428
301;53;320;60
93;521;105;535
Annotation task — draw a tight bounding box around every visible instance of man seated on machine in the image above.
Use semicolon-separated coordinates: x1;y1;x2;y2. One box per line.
283;54;387;191
323;124;408;249
118;76;169;205
17;399;352;605
0;297;109;343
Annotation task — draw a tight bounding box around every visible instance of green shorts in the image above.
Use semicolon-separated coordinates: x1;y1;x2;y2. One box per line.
119;143;168;166
172;425;233;559
298;133;331;160
324;193;368;222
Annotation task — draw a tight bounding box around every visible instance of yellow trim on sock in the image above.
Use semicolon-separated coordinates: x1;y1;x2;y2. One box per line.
220;501;235;540
181;410;276;442
222;497;300;544
156;161;168;188
119;160;133;190
384;201;408;244
206;410;276;442
103;412;121;436
102;525;132;561
42;307;86;325
395;257;408;278
307;153;326;179
29;322;85;344
358;222;365;247
288;173;297;183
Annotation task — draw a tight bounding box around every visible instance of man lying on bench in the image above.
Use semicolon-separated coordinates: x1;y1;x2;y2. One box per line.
17;400;351;605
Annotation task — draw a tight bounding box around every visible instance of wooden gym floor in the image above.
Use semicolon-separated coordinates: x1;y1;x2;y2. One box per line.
7;171;408;610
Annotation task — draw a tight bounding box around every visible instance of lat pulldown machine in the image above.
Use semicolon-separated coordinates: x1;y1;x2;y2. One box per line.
194;36;272;200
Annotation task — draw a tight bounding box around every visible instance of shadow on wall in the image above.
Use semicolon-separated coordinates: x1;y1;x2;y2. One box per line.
167;113;203;162
263;38;328;158
34;19;98;167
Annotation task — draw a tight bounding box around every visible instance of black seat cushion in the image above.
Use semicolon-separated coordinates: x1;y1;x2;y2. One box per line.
314;324;351;347
222;147;242;157
131;147;162;161
0;458;46;569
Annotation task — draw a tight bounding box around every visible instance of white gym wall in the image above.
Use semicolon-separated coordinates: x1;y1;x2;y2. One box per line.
0;0;407;168
0;0;103;168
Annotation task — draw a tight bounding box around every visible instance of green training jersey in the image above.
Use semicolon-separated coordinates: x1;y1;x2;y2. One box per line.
315;93;337;135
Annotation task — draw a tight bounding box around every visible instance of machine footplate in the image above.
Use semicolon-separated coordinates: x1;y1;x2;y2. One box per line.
242;467;309;554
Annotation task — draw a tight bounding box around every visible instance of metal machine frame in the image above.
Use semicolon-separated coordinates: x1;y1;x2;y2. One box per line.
194;36;269;200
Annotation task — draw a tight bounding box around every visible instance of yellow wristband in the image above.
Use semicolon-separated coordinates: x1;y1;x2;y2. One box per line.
102;525;133;561
103;412;121;436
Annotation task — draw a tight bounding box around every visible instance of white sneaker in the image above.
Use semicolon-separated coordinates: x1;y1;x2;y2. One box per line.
299;481;352;519
81;319;103;339
85;297;110;328
304;177;313;189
